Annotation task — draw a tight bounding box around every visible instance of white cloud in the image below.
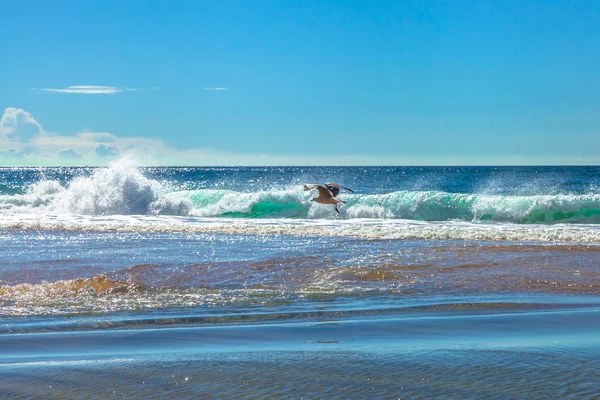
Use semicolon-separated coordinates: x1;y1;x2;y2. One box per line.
57;149;82;158
0;107;44;140
95;144;120;158
33;85;137;94
204;87;228;91
0;148;32;158
76;131;118;143
0;107;183;165
1;107;598;166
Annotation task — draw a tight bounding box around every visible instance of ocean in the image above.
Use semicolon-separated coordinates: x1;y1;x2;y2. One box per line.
1;160;600;399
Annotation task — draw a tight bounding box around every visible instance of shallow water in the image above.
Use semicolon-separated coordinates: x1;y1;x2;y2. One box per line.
2;306;600;399
1;164;600;398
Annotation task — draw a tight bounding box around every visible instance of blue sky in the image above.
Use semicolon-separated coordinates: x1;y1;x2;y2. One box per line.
1;0;599;165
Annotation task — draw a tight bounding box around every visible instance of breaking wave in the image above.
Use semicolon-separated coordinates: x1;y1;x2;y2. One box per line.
1;161;600;224
180;189;600;224
0;159;192;216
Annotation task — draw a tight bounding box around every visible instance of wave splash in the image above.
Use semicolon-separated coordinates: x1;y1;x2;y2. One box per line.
4;159;192;216
179;189;600;224
1;161;600;224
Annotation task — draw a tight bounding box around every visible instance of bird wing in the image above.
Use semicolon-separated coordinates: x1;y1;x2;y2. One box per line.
316;185;333;198
325;182;353;193
303;184;320;191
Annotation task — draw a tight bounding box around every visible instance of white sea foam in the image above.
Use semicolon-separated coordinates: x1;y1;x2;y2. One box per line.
2;214;600;243
344;204;395;219
2;159;192;216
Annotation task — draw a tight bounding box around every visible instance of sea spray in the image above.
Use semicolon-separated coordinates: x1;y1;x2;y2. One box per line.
1;164;600;223
56;158;192;215
176;189;600;223
26;180;65;207
6;158;192;216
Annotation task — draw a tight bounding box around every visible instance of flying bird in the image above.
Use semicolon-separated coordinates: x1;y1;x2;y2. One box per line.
303;182;354;198
303;184;350;214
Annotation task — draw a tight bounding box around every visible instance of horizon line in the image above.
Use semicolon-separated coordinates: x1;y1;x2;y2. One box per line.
1;164;598;168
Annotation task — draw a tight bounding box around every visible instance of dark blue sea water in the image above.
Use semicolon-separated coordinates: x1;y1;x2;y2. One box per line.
1;161;600;398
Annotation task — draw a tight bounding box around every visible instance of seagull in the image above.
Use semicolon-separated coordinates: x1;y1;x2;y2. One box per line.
303;184;348;214
303;182;354;198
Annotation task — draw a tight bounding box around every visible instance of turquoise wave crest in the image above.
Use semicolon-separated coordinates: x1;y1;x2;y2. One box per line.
177;189;600;224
